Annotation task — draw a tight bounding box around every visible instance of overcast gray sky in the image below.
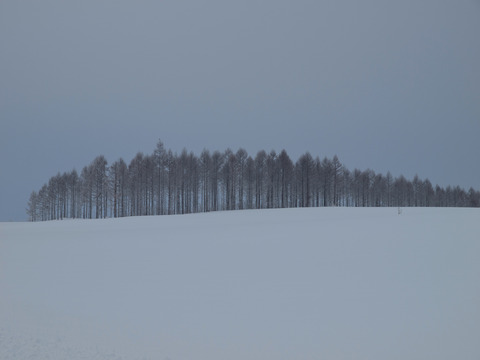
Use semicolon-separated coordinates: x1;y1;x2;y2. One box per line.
1;0;479;221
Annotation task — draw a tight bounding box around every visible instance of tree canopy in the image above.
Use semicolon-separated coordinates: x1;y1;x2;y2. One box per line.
27;140;480;221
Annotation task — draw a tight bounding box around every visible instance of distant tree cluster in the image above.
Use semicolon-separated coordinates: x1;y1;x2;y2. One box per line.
27;140;480;221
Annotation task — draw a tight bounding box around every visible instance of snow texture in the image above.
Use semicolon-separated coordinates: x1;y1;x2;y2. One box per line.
1;207;479;360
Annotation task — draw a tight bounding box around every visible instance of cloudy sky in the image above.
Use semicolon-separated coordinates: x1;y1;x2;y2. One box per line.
1;0;479;221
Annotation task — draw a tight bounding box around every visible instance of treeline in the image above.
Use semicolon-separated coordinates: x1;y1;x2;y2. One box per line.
27;140;480;221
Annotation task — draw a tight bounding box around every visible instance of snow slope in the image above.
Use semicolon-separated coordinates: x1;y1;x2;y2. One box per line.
1;208;479;360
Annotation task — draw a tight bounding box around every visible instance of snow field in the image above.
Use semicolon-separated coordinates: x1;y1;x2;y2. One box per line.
1;207;479;360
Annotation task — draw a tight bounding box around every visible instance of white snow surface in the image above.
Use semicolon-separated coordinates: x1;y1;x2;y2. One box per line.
1;207;479;360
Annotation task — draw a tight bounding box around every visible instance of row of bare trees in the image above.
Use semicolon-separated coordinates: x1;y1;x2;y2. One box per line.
27;141;480;221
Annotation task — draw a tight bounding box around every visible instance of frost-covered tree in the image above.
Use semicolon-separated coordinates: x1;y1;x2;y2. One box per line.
236;148;248;210
199;149;211;212
254;150;266;209
278;149;293;208
26;191;38;222
297;152;314;207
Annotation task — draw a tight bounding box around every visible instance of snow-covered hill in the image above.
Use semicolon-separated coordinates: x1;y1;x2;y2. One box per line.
1;208;479;360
